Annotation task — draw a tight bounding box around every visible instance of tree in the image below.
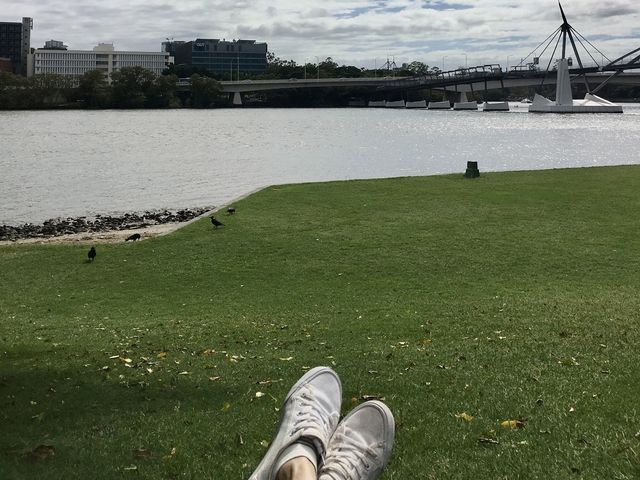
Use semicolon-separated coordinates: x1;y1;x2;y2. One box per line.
146;74;179;108
78;70;111;108
404;61;429;76
0;72;29;109
25;74;74;108
110;66;156;108
190;74;222;108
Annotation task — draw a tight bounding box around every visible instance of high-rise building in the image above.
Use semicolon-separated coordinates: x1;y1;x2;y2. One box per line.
0;17;32;75
43;40;67;50
173;38;267;77
30;43;173;82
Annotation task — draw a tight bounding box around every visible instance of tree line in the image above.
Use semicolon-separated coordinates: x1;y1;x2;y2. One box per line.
1;53;638;110
0;67;223;110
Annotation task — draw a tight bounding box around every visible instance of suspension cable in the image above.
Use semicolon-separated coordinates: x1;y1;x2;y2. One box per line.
540;33;562;90
571;27;612;65
516;26;562;67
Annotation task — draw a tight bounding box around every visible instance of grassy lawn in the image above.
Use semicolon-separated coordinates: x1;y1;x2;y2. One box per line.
1;166;639;479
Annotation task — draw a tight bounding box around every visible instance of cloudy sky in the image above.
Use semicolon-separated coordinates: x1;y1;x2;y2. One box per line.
9;0;640;70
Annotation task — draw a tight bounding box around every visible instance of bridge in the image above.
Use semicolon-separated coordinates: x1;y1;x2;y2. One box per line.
181;4;640;106
210;66;640;105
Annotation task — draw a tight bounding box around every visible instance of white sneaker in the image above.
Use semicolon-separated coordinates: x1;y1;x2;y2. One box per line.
249;366;342;480
319;400;395;480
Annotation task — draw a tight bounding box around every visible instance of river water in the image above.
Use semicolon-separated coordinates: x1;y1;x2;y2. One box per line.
1;105;639;225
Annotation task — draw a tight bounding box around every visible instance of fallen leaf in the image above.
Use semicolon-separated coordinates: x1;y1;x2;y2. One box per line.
120;357;133;364
258;379;279;385
478;437;499;445
209;376;221;382
361;394;385;401
500;420;525;429
237;433;244;446
123;465;138;471
260;440;269;448
157;352;167;359
279;357;294;361
455;412;473;422
221;401;232;411
178;371;190;375
29;444;55;461
255;392;265;398
162;447;177;461
133;448;152;460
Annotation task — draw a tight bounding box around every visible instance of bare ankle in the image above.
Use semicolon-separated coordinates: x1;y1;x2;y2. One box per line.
276;456;316;480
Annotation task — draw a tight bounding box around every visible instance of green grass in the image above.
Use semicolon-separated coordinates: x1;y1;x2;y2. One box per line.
1;166;639;479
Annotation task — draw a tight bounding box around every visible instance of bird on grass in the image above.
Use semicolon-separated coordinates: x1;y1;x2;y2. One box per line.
211;216;224;228
126;233;141;241
227;207;236;215
88;246;96;262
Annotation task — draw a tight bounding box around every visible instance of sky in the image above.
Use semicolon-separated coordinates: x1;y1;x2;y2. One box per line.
6;0;640;70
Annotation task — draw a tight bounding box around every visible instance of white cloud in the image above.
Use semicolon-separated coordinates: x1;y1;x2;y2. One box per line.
10;0;640;69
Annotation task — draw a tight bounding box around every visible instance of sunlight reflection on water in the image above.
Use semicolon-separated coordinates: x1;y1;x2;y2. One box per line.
1;105;639;224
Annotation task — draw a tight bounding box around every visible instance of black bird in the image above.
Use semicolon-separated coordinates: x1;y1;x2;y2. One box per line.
88;246;96;261
126;233;141;241
210;217;224;228
227;207;236;215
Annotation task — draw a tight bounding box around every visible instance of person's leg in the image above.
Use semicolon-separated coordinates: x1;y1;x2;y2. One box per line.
249;366;342;480
319;401;395;480
275;457;316;480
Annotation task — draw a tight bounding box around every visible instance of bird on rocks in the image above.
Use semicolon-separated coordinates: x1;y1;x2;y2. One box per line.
126;233;141;241
211;217;224;228
88;246;96;261
227;207;236;215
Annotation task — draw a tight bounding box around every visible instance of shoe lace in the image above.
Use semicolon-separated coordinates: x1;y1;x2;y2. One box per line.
288;387;336;450
321;431;380;479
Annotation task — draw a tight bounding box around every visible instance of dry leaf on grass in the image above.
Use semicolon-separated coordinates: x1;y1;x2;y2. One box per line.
455;412;473;422
478;436;499;445
28;444;55;461
500;420;525;429
221;401;232;411
133;448;152;460
360;394;385;401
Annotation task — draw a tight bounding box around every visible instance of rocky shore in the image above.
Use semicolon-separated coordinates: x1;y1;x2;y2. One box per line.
0;207;213;242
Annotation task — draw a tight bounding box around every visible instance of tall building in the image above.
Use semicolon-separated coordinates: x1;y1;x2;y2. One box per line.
30;43;173;82
0;17;32;75
173;38;267;77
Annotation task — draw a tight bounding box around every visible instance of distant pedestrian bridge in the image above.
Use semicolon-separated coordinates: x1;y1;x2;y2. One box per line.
177;63;640;105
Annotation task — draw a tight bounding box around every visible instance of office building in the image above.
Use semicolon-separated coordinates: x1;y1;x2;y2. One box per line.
31;43;173;82
0;17;32;75
173;38;267;77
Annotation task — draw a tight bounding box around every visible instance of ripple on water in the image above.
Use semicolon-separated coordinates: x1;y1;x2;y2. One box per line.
1;106;640;224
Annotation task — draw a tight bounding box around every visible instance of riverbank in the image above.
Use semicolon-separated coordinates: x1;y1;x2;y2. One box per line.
1;166;639;479
0;207;213;243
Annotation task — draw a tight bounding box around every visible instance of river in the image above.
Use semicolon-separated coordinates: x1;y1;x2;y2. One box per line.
1;105;639;225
